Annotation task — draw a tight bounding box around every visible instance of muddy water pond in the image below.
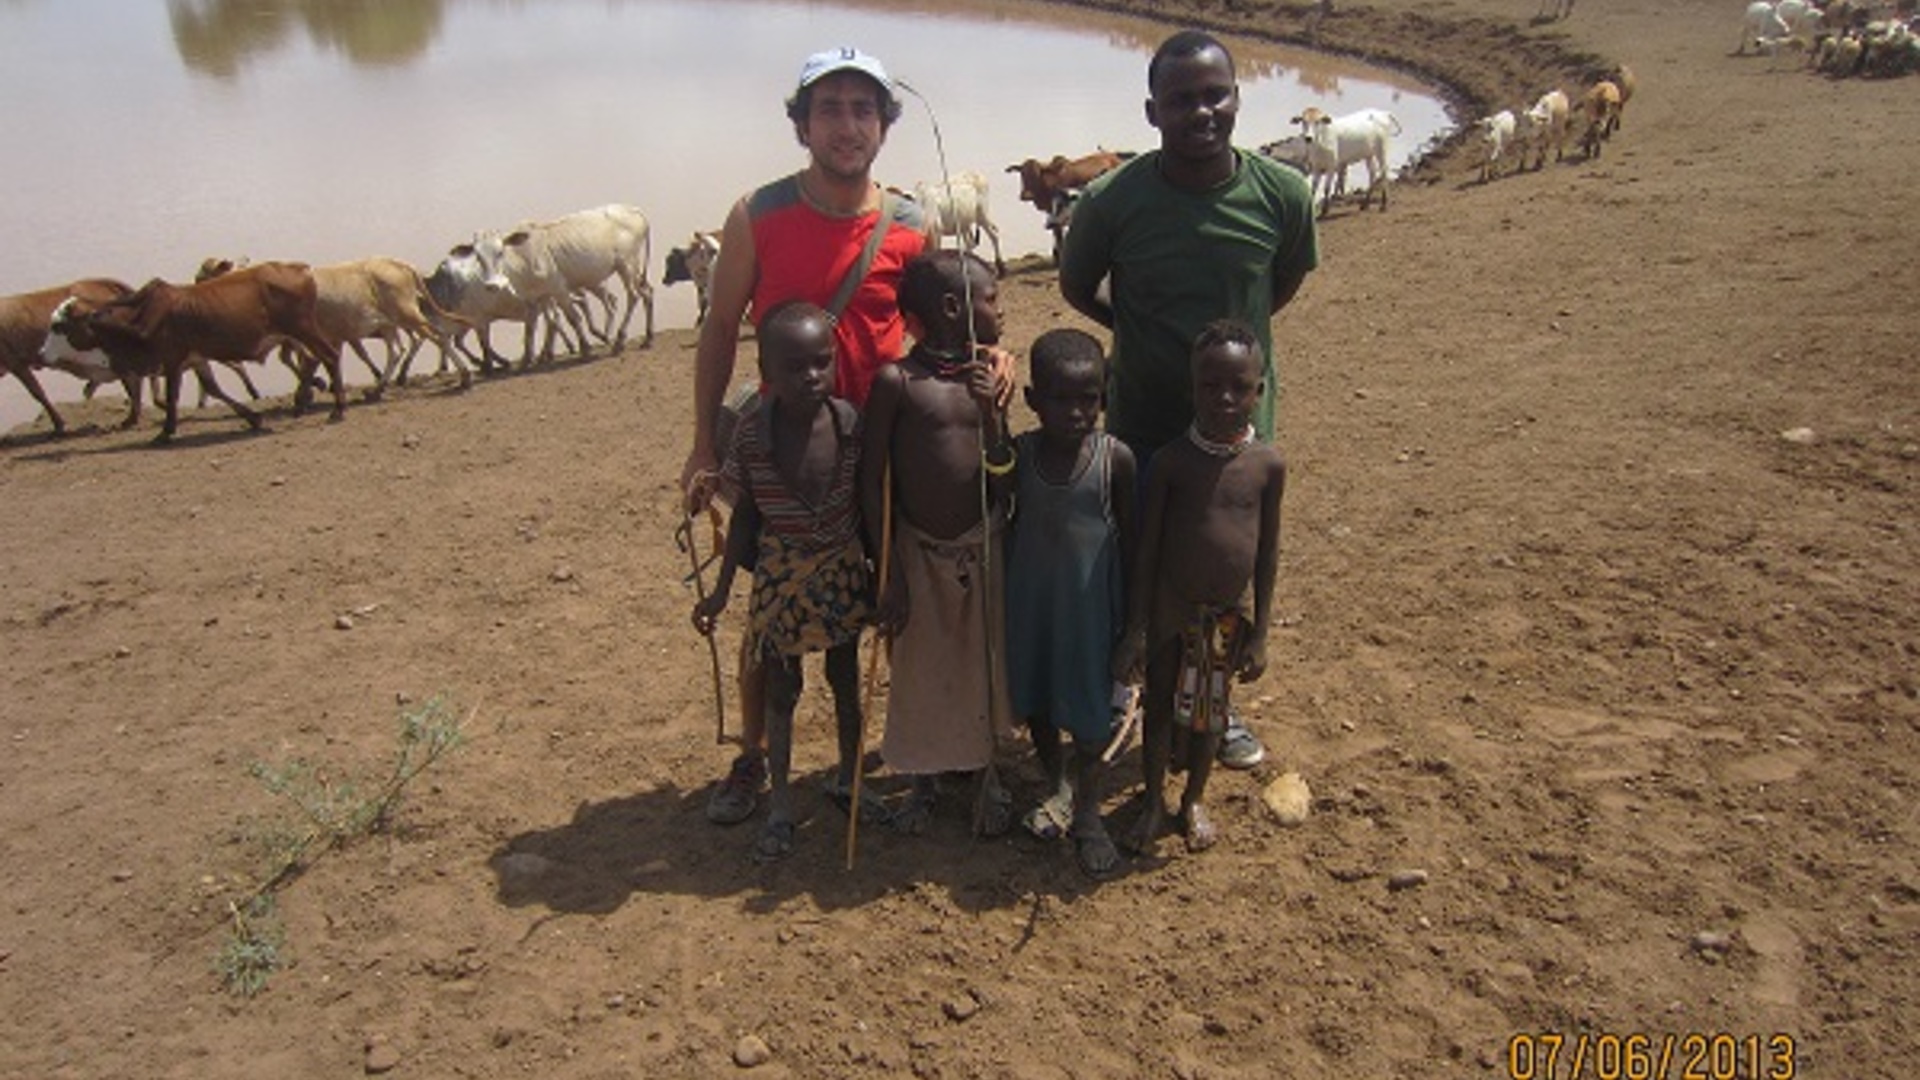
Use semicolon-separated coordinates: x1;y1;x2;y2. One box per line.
0;0;1450;430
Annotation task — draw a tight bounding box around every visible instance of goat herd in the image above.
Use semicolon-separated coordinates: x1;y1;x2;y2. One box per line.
1737;0;1920;75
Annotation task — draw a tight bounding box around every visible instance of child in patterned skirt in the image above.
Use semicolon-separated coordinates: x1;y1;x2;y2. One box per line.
1113;320;1286;854
694;301;875;861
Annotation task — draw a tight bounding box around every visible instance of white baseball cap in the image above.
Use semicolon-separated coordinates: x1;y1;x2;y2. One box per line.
796;47;893;91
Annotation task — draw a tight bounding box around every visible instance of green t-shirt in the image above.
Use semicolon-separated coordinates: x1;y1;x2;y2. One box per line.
1059;149;1318;451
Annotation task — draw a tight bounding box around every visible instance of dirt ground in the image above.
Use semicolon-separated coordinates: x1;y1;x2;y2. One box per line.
3;0;1916;1076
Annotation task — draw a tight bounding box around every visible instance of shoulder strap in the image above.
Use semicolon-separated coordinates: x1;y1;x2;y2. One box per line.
826;191;895;321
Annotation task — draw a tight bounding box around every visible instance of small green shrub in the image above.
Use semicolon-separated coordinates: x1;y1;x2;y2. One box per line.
215;693;475;997
214;894;285;998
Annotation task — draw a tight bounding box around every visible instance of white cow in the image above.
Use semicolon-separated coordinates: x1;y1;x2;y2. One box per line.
1738;0;1791;53
410;243;559;377
483;203;656;367
1515;88;1571;170
1476;110;1519;182
1257;134;1314;173
1292;106;1401;216
911;172;1005;277
663;231;721;327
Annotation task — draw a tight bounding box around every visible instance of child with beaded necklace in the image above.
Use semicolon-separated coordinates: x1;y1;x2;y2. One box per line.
1113;319;1287;854
860;250;1019;837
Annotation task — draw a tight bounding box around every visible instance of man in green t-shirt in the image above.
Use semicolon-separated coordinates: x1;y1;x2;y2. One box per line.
1059;28;1318;769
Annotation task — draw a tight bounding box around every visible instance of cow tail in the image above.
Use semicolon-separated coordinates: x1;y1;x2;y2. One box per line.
410;266;452;321
642;219;653;287
409;266;473;333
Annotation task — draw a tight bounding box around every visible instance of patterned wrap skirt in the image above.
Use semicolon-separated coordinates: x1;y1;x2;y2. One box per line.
747;532;871;659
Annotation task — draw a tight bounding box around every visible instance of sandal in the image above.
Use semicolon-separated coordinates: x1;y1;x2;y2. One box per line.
891;786;937;836
1021;783;1074;841
1101;683;1140;763
1217;712;1266;770
825;775;891;825
705;752;766;825
1181;804;1218;853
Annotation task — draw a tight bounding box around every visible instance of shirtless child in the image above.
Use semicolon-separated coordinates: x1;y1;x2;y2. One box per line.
860;250;1018;837
1114;320;1286;854
693;301;875;861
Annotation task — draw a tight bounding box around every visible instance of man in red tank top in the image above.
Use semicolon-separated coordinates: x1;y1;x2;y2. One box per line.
683;48;927;827
682;48;926;510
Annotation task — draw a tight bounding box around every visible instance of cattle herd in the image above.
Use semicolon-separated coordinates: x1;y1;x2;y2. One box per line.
10;2;1910;445
1;203;655;442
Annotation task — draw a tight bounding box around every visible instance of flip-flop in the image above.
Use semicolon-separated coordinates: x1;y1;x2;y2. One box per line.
1021;786;1074;841
825;776;892;825
891;788;936;836
1182;804;1218;853
1101;684;1140;763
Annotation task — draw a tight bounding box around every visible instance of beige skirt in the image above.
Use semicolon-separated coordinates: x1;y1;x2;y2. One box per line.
879;514;1015;775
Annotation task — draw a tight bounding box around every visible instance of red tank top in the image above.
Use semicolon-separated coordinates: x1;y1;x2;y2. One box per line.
748;175;926;408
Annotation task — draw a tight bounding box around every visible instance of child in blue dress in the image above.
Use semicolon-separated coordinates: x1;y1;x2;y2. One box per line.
1003;329;1138;875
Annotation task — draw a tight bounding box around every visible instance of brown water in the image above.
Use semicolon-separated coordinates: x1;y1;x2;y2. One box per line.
0;0;1450;430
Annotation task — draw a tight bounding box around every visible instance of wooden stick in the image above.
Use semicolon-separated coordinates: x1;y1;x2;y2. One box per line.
678;513;729;745
970;401;1004;837
847;463;893;871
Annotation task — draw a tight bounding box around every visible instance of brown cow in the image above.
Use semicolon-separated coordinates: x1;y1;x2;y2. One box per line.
46;261;345;442
1005;150;1129;213
1;278;135;436
198;255;472;394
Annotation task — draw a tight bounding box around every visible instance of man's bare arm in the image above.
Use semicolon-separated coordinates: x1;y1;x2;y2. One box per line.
1270;263;1309;315
1114;456;1167;683
1056;207;1115;329
681;197;757;510
1061;273;1114;330
1243;449;1288;680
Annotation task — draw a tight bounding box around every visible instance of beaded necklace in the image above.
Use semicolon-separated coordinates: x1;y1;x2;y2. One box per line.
917;344;973;379
1187;421;1256;458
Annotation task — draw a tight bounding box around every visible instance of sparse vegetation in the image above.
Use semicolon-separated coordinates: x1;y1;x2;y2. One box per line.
213;693;476;997
213;894;284;998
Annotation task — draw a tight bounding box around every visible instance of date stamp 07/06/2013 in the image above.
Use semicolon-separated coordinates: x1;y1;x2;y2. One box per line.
1505;1031;1797;1080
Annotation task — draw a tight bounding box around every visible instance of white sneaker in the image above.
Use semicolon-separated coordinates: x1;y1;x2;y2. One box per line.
1218;713;1265;770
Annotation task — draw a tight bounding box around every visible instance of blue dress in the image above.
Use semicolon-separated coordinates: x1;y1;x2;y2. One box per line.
1004;431;1124;745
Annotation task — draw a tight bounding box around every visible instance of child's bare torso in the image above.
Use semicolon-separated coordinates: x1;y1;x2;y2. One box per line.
890;357;989;540
1149;438;1282;625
